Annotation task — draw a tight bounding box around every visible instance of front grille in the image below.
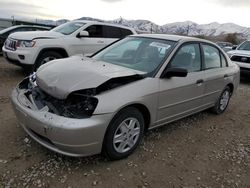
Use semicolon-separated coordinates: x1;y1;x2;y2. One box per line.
231;55;250;64
5;38;17;51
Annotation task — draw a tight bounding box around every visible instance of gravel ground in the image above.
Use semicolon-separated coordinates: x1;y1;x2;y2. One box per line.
0;57;250;188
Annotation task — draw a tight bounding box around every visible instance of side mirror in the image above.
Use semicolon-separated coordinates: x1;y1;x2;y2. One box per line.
161;67;188;78
232;45;237;50
77;31;89;38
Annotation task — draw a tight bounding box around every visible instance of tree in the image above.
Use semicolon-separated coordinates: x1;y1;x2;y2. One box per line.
224;33;238;45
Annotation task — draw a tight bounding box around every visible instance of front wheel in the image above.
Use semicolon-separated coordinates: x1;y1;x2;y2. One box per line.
211;86;232;114
33;51;63;71
103;107;145;160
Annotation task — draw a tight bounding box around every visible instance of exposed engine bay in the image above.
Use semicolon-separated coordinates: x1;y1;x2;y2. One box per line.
18;73;144;119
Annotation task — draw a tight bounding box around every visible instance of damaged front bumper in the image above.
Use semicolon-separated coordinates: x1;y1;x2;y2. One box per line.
11;84;113;157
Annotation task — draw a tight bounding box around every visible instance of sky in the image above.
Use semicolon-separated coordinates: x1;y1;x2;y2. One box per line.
1;0;250;27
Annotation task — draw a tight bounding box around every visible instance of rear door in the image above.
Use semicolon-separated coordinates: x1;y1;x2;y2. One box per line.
202;44;229;105
157;43;206;124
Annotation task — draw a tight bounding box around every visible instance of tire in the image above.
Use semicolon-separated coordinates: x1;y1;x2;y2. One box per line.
103;107;145;160
211;86;232;114
33;51;63;72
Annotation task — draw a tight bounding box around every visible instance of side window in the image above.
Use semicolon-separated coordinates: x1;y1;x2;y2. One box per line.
85;25;103;38
203;44;221;69
103;26;121;38
170;43;201;73
220;53;227;67
120;28;133;38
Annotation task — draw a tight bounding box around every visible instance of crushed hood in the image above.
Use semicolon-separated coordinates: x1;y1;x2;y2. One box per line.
36;56;145;99
9;31;64;40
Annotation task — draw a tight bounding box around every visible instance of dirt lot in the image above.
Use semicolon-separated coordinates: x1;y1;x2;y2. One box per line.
0;57;249;188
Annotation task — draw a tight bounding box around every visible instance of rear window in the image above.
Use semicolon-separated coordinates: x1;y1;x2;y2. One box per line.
85;25;103;38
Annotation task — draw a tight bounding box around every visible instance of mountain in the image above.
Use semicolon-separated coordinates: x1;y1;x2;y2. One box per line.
3;15;249;38
162;21;250;37
110;18;250;39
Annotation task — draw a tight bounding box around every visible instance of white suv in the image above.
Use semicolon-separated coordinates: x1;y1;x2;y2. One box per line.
2;21;136;71
227;40;250;76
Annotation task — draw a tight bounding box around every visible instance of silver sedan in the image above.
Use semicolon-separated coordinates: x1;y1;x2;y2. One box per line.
11;34;240;160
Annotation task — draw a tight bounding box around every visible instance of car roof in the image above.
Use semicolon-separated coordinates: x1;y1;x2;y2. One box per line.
0;25;50;34
131;34;211;43
8;25;49;29
71;20;136;32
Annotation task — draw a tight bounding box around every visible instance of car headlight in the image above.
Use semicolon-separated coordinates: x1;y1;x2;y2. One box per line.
63;93;98;118
16;40;36;48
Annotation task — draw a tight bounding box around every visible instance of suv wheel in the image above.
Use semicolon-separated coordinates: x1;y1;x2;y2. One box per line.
34;51;62;71
103;107;145;160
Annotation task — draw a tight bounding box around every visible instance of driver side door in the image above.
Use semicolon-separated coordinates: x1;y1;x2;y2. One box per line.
157;43;206;124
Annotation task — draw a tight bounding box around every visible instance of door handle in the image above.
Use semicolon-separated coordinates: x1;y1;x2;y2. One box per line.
196;79;204;84
97;40;104;43
224;74;229;78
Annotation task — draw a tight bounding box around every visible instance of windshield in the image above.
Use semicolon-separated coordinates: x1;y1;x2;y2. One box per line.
52;22;85;35
238;41;250;51
93;37;176;74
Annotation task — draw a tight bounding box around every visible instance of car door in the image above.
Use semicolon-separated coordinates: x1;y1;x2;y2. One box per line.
69;24;107;55
157;43;206;124
84;24;109;53
102;25;121;46
202;43;230;105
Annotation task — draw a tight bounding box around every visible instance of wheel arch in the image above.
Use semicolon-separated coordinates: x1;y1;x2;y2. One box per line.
226;83;234;95
35;47;69;63
108;103;151;132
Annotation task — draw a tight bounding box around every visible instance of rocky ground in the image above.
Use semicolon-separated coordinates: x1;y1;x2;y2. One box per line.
0;57;249;188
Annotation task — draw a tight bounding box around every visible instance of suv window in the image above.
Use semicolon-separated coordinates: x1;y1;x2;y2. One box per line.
103;26;121;38
121;28;133;37
203;44;221;69
85;25;133;39
103;26;133;38
85;25;103;38
170;43;201;72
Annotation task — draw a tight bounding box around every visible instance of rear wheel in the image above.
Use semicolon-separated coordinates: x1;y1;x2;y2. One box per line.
103;107;145;160
33;51;62;71
211;86;231;114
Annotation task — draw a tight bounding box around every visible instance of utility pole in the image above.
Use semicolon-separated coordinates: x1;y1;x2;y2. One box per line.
11;15;15;25
119;16;123;24
187;24;190;36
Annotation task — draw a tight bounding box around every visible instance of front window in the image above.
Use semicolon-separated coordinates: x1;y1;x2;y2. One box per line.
170;43;201;72
52;22;85;35
93;37;176;74
238;41;250;51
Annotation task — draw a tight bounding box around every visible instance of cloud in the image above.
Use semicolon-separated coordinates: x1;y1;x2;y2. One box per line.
0;1;59;19
100;0;124;3
210;0;250;7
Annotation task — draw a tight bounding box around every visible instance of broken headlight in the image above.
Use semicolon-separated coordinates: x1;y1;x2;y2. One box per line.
62;93;98;118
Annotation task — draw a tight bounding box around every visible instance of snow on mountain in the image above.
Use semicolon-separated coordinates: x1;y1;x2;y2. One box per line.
111;18;162;33
111;18;250;38
7;15;250;38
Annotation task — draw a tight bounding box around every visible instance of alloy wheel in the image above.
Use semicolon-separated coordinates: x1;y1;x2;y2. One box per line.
113;117;141;153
